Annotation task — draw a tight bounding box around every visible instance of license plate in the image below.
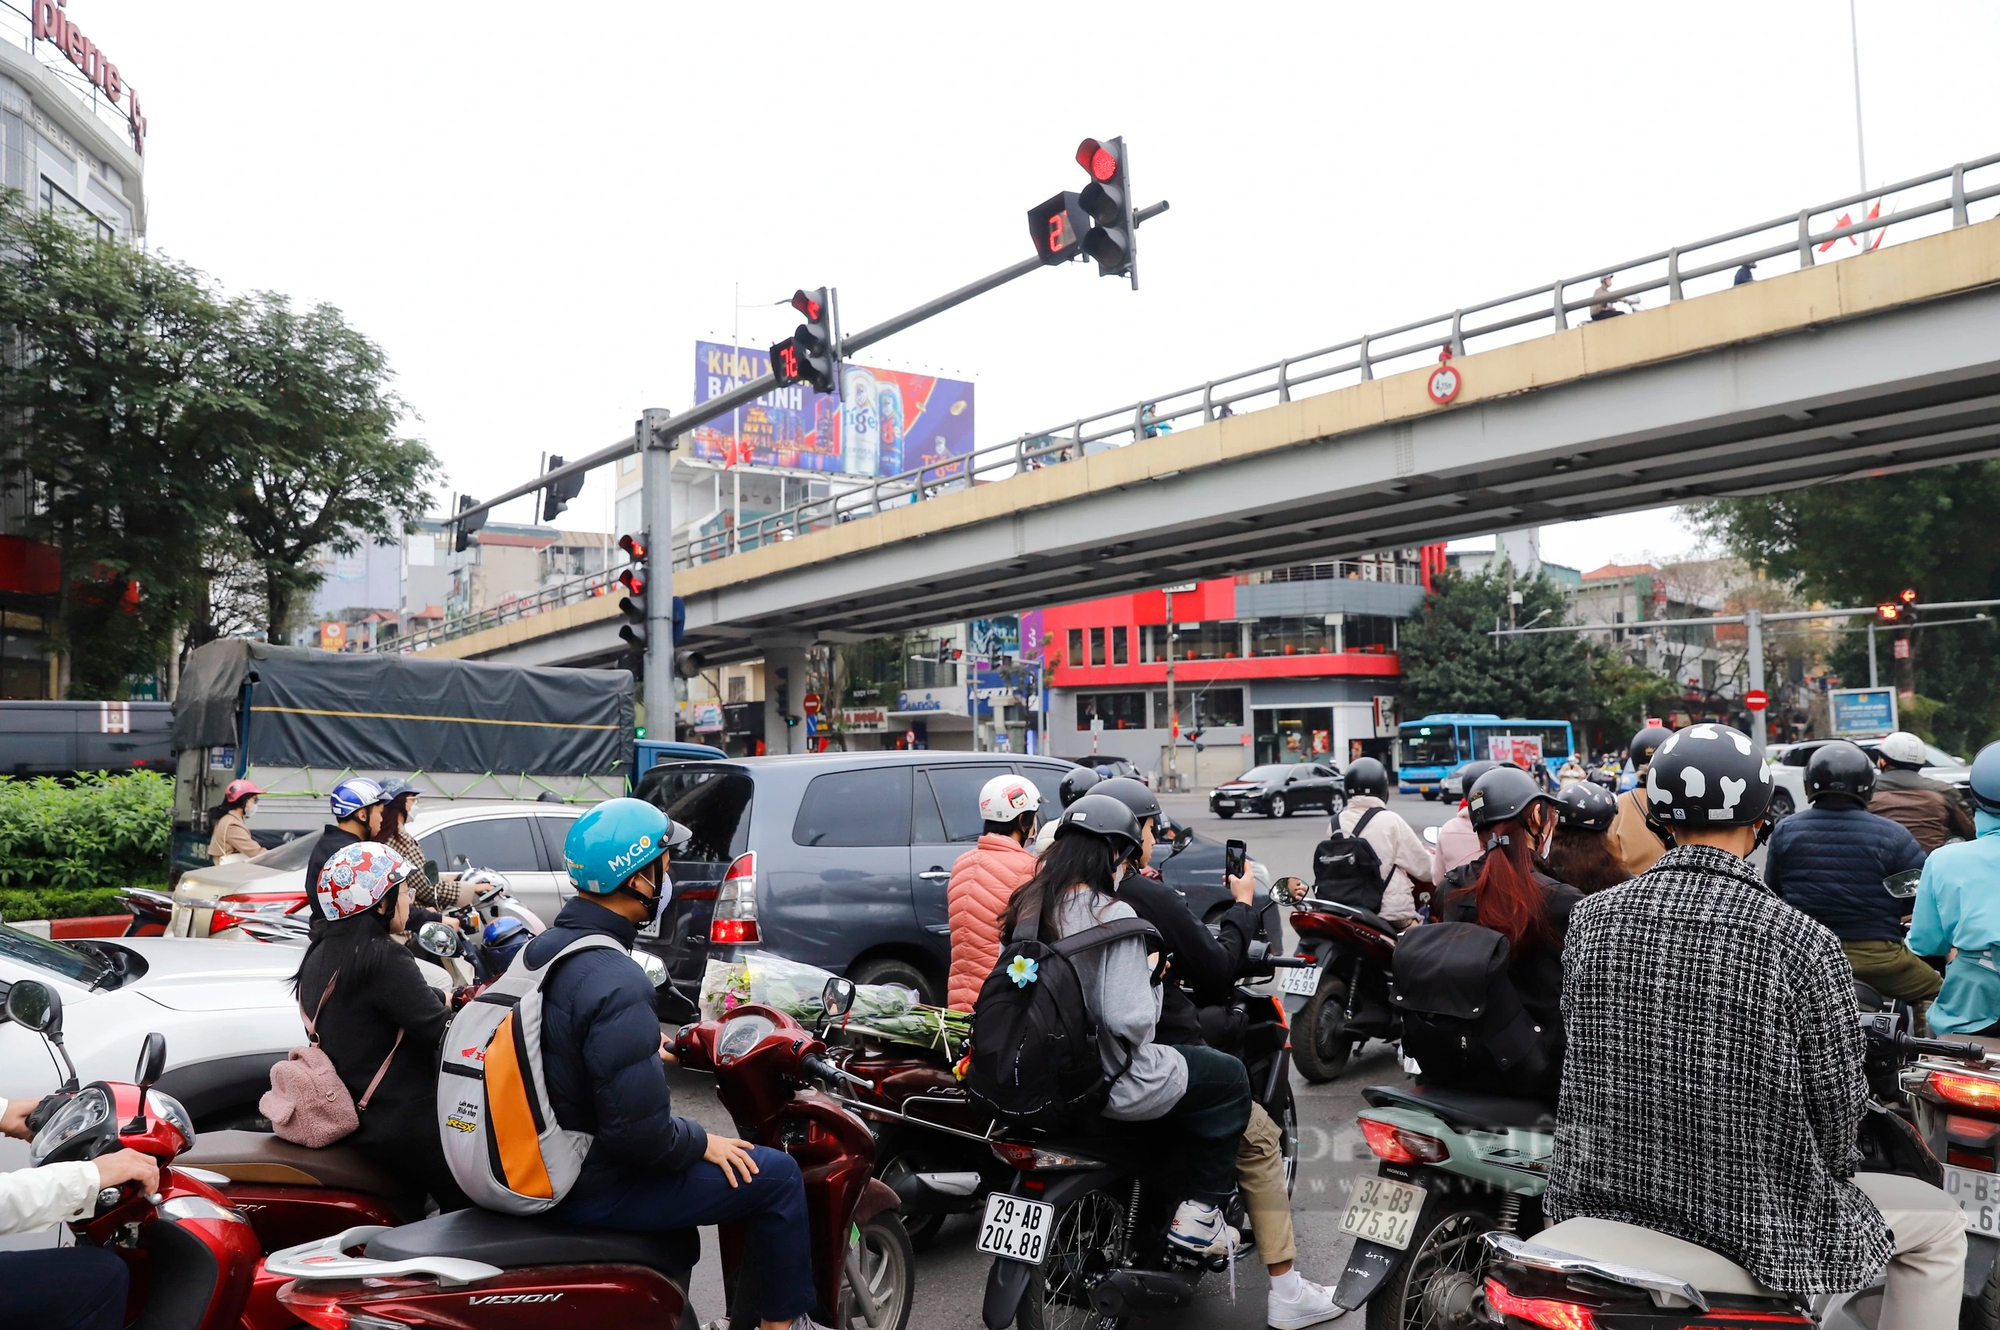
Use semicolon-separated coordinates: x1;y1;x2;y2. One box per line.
977;1193;1055;1265
1944;1165;2000;1237
1339;1176;1426;1250
1214;799;1236;807
1279;964;1323;997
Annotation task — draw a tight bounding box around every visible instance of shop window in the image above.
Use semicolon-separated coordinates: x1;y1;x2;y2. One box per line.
1067;628;1084;669
1143;622;1243;661
1090;627;1106;667
1111;626;1129;665
1252;617;1334;657
1076;691;1147;730
1345;614;1397;653
1151;686;1245;730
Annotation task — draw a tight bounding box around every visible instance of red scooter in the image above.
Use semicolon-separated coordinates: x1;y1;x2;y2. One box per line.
1272;874;1403;1081
266;976;916;1330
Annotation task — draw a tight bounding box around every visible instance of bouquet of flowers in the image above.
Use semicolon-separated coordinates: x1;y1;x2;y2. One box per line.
697;954;972;1058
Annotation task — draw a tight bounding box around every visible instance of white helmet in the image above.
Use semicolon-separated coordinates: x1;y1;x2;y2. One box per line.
1876;731;1928;768
978;773;1042;824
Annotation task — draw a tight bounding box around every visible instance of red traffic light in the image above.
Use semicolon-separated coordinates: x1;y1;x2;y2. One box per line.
1876;602;1902;623
618;532;647;562
1899;588;1918;604
791;289;822;321
618;567;644;596
1076;138;1118;183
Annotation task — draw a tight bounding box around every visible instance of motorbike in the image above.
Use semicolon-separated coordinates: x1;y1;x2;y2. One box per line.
117;886;175;936
265;975;916;1330
1272;873;1402;1081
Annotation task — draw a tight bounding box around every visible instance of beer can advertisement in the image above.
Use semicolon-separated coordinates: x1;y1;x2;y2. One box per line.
688;341;975;479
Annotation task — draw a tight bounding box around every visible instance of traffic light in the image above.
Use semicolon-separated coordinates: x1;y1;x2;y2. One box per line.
541;455;585;522
453;494;487;553
770;288;839;394
1075;136;1137;284
674;649;707;680
1876;590;1918;624
1028;190;1089;265
617;532;648;658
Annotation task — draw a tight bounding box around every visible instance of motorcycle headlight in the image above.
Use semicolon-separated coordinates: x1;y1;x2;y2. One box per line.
717;1013;774;1061
30;1086;111;1165
147;1091;196;1152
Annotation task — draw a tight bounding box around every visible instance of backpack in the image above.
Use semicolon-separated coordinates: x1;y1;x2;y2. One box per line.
436;934;624;1214
965;910;1162;1132
1389;922;1552;1090
1312;807;1388;911
261;972;403;1148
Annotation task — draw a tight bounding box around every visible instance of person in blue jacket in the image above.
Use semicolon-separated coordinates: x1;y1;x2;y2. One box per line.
534;798;827;1330
1765;740;1935;1022
1909;742;2000;1035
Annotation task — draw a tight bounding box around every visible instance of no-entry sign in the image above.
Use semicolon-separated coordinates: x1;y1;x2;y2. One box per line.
802;692;821;717
1743;689;1770;712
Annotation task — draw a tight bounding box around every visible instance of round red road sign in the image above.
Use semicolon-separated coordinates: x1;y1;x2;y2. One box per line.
1427;364;1463;406
1743;689;1770;712
802;692;821;716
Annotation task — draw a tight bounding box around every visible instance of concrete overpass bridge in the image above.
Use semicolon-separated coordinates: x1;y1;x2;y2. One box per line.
405;153;2000;679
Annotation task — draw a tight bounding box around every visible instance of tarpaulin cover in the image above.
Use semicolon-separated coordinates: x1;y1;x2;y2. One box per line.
172;640;632;776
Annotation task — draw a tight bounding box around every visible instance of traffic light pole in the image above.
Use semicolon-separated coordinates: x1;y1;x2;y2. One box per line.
1744;608;1766;761
639;409;676;731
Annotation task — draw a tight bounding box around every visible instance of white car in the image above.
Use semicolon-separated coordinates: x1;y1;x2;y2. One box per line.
1767;739;1971;817
174;800;586;936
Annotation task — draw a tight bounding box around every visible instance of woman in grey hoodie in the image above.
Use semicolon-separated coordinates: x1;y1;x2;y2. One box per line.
998;794;1252;1257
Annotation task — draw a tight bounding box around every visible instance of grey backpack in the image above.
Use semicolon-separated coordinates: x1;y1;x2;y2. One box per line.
437;934;622;1214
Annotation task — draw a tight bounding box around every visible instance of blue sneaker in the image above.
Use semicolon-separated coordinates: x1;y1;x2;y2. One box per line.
1167;1200;1239;1256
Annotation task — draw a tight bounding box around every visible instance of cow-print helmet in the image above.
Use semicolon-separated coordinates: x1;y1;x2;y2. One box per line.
1643;723;1774;828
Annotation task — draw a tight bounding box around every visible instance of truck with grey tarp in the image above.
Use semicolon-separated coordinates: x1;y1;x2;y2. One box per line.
170;640;633;871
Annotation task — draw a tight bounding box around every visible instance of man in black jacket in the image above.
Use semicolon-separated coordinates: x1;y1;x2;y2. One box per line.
1093;778;1342;1330
537;798;824;1330
302;778;388;937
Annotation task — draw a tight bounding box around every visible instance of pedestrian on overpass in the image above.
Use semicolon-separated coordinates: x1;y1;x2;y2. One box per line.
944;774;1043;1011
1606;725;1672;877
1589;274;1626;320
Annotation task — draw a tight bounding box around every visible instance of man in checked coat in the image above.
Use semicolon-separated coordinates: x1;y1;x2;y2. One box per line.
1547;723;1966;1330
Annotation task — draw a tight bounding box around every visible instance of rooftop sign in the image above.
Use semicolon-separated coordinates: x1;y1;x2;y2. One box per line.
32;0;145;154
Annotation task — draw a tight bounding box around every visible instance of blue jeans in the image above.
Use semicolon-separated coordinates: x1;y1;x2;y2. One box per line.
0;1246;129;1330
553;1146;813;1323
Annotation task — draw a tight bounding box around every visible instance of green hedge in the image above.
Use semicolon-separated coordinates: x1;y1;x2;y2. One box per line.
0;885;132;921
0;771;173;898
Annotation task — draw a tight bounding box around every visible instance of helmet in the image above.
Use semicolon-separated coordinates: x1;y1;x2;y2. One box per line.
1970;741;2000;815
1628;725;1673;769
316;842;412;921
458;868;512;899
565;798;687;895
978;773;1042;824
377;777;421;804
1644;723;1773;827
1343;758;1389;800
1058;766;1102;807
536;791;565;804
1553;780;1617;832
222;778;264;806
329;777;386;821
1806;741;1877;807
1467;766;1554;830
1052;793;1142;860
1876;731;1928;769
1452;760;1497;799
480;916;528;949
1095;776;1162;824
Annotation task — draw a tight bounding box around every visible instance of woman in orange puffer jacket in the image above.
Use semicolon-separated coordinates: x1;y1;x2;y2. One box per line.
945;773;1045;1010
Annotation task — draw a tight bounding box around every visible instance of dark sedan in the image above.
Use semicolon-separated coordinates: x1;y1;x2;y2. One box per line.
1208;761;1345;819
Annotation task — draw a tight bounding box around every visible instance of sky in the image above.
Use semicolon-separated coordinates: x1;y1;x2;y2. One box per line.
65;1;2000;567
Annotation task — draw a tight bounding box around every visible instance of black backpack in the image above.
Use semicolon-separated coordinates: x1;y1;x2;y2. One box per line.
1311;807;1388;911
965;911;1162;1132
1389;922;1553;1090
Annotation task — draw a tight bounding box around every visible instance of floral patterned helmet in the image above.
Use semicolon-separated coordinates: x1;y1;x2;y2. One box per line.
316;842;413;921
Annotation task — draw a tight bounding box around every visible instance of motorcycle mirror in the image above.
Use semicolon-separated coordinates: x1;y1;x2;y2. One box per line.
416;920;461;958
5;979;59;1035
1269;876;1305;907
1884;869;1923;900
632;949;669;988
822;976;857;1019
133;1032;167;1090
1422;825;1440;846
424;860;440;883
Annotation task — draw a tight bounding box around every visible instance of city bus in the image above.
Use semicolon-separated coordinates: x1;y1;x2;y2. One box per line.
1397;712;1576;799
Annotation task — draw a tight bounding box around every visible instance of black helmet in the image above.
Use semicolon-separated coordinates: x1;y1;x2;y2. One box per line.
1053;793;1142;859
1058;766;1102;807
1453;759;1498;798
1467;766;1554;830
1628;725;1673;769
1970;740;2000;815
1805;740;1877;808
1095;776;1162;824
1644;723;1772;828
1343;757;1389;800
1553;780;1617;832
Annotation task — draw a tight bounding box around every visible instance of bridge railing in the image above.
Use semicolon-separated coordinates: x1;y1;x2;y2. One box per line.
672;150;2000;567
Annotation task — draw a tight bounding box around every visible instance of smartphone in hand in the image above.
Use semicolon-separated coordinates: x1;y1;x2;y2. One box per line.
1225;838;1248;881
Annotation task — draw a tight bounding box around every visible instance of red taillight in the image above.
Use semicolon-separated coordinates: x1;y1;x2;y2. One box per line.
991;1142;1040;1170
275;1282;351;1330
1269;995;1289;1029
1483;1278;1597;1330
710;918;758;945
1361;1117;1448;1164
711;853;759;945
1931;1070;2000;1112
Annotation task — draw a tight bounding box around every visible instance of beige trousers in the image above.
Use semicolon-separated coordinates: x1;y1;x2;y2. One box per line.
1854;1171;1968;1330
1238;1102;1295;1267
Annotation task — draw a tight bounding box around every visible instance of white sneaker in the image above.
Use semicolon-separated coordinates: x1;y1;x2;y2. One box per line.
1166;1200;1240;1256
1266;1275;1344;1329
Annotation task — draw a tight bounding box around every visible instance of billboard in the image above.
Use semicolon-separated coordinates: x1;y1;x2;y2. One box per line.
689;341;975;479
1829;687;1898;738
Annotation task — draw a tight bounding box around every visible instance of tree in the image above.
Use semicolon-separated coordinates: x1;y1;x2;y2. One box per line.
1690;464;2000;754
202;294;439;640
1399;566;1595;718
0;193;233;696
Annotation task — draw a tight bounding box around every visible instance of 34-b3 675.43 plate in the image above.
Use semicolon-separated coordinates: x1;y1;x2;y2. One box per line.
978;1193;1055;1265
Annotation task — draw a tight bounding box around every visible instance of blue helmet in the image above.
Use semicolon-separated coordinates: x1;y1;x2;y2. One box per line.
481;916;528;948
565;798;691;894
1971;741;2000;816
330;777;386;821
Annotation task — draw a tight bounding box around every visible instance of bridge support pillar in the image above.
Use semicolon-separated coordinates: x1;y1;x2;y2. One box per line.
761;643;811;756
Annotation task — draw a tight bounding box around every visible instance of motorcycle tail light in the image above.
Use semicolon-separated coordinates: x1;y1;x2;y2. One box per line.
712;853;760;945
1361;1117;1447;1164
1268;995;1288;1029
990;1141;1105;1172
1483;1278;1597;1330
278;1282;419;1330
1930;1069;2000;1112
